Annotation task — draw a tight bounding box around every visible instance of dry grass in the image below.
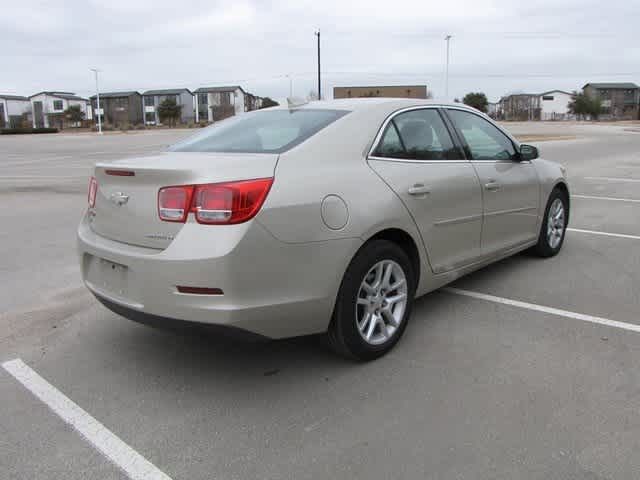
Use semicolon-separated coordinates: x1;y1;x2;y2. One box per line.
514;134;577;142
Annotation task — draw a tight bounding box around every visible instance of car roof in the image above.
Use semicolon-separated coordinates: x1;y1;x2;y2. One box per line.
279;98;475;113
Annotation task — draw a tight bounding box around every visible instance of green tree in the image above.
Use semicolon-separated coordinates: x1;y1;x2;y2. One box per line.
157;97;182;127
462;92;489;112
260;97;279;109
64;105;85;123
568;91;602;120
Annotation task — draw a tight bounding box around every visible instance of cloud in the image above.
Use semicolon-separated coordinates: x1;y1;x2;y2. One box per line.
0;0;638;101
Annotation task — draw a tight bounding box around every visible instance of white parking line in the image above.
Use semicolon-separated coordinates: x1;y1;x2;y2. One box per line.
585;176;640;183
2;156;74;167
444;288;640;334
0;175;86;179
573;194;640;204
1;359;173;480
567;228;640;241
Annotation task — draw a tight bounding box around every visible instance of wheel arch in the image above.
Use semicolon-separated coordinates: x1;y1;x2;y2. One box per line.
364;228;422;289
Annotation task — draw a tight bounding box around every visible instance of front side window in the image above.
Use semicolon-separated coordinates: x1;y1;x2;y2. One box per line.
144;96;154;106
447;109;516;161
373;109;460;160
170;109;349;154
53;100;63;110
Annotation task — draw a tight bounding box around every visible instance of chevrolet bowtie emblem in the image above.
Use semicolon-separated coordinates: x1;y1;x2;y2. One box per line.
109;192;129;206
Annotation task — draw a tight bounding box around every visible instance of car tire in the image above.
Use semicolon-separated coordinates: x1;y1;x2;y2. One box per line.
530;188;569;258
327;239;416;361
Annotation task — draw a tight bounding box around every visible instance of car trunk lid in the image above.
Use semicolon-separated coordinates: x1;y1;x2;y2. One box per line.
90;152;278;249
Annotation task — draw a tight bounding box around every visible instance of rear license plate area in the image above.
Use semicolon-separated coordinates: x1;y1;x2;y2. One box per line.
87;256;130;297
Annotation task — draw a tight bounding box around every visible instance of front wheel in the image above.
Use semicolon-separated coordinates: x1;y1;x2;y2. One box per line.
327;240;416;360
530;188;569;257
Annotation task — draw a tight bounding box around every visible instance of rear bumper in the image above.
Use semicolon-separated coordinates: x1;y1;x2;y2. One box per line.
77;213;361;339
93;293;268;342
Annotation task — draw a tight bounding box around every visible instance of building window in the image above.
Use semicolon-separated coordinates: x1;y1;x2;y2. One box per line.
145;112;156;123
198;93;208;105
113;98;128;109
144;96;154;106
53;100;63;110
542;95;554;101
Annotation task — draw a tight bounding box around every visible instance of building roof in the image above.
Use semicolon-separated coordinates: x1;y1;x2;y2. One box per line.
29;91;88;101
89;91;140;99
0;94;29;101
583;82;639;90
142;88;193;96
194;86;246;94
334;85;427;89
540;90;572;96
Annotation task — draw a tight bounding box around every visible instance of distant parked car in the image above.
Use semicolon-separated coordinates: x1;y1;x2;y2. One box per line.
78;99;569;360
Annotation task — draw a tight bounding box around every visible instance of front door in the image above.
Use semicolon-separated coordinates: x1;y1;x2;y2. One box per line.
33;101;44;128
368;107;483;273
445;108;540;255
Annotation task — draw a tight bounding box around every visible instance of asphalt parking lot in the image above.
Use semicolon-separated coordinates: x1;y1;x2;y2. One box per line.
2;123;640;479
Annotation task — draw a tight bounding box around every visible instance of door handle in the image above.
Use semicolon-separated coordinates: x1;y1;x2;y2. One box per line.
408;184;431;196
484;181;501;192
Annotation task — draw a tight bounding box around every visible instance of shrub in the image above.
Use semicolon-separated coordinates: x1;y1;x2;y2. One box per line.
1;127;58;134
463;92;489;113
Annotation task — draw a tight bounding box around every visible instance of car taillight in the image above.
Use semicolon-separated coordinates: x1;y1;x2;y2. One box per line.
158;178;273;225
193;178;273;224
158;186;194;222
88;176;98;208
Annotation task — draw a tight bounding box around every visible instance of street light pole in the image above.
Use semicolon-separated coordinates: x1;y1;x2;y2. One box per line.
444;35;452;100
286;74;293;97
90;68;102;134
315;29;321;100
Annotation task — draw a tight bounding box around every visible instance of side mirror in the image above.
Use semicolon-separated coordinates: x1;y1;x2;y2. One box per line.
519;144;539;161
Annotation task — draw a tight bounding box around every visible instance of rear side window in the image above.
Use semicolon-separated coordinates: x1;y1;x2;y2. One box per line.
373;109;462;160
169;109;349;154
447;109;517;160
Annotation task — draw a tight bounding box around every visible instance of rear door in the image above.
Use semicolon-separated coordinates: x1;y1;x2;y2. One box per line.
445;108;539;255
368;107;483;273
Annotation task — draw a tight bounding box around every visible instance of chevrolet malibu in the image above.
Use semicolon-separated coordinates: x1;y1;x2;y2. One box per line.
78;98;569;360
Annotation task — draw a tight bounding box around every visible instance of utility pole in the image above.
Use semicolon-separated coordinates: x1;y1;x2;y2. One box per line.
444;35;452;100
90;68;102;134
315;29;321;100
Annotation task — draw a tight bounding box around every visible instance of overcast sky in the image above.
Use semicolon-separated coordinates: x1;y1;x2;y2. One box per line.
2;0;638;102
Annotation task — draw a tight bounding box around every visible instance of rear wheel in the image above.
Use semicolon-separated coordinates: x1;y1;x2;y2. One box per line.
327;240;416;360
530;188;569;257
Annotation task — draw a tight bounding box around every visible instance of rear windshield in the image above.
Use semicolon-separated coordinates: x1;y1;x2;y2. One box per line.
169;109;349;154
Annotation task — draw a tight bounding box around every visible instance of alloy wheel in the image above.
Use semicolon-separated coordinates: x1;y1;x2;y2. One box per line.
355;260;408;345
547;198;565;249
